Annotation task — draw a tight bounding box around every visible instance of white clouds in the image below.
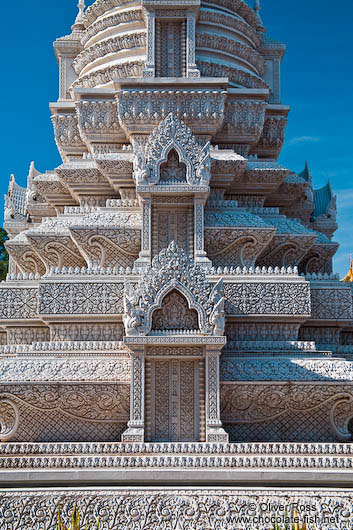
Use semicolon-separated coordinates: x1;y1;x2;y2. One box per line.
288;136;321;146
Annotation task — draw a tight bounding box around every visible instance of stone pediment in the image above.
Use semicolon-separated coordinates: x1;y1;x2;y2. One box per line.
123;241;225;336
133;113;211;187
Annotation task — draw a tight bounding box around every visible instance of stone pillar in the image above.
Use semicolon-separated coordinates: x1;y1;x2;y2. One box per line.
7;255;17;277
273;58;281;104
135;197;152;271
121;350;145;442
186;11;200;78
194;198;211;269
205;347;228;443
143;10;156;77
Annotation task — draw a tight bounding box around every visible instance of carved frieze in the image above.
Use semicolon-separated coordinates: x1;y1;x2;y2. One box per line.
50;322;124;342
198;10;260;48
220;382;353;441
0;383;130;421
38;282;124;315
0;383;129;442
205;227;275;268
1;488;352;530
7;326;50;345
298;238;339;275
223;281;311;316
72;61;145;90
73;33;146;74
0;287;38;321
0;358;130;382
220;358;353;382
5;241;46;276
216;100;266;144
76;100;124;142
26;234;86;271
51;114;86;159
197;61;268;89
310;285;353;321
202;0;259;27
70;227;141;269
0;399;19;442
82;9;144;46
196;33;265;76
255;116;288;158
225;322;300;342
117;90;226;136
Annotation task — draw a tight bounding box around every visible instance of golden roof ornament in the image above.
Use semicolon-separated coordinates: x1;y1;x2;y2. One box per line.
342;254;353;283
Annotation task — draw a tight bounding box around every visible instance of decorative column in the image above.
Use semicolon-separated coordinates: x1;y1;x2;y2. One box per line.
135;197;152;270
143;10;156;77
186;11;200;78
194;198;211;269
273;58;281;104
205;346;229;443
121;349;145;442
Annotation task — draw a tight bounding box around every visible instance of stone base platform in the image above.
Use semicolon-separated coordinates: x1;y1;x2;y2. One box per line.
0;486;352;529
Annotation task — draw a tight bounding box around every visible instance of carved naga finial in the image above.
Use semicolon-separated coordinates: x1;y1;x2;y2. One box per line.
254;0;261;14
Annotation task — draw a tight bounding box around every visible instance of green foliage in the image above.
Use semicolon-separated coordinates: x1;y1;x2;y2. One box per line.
56;502;310;530
0;228;8;281
56;501;99;530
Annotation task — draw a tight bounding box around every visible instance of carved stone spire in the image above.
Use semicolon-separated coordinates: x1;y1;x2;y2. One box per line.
254;0;266;33
72;0;85;30
76;0;85;21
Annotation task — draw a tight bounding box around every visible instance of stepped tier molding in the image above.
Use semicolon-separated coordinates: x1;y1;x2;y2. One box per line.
2;0;349;521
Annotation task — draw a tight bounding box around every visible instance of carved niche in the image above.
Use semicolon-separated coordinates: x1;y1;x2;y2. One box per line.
160;149;186;183
123;241;225;336
152;290;199;331
133;113;210;186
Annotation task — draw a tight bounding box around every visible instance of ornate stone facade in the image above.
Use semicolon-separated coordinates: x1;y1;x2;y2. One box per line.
1;0;351;526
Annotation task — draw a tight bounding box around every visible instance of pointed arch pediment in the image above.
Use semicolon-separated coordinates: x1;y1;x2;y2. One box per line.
133;113;211;187
123;241;225;336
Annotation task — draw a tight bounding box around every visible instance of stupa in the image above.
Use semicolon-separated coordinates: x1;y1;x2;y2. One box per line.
0;0;352;527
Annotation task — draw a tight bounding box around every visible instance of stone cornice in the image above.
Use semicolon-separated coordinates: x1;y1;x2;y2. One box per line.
72;60;145;89
81;0;135;27
198;10;260;48
197;60;267;89
73;32;146;75
196;33;265;76
82;8;144;46
202;0;259;29
1;442;353;471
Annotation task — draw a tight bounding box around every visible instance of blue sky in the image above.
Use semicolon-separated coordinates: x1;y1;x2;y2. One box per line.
0;0;352;276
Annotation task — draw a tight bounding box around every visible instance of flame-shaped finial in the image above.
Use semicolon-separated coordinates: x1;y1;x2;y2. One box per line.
254;0;261;13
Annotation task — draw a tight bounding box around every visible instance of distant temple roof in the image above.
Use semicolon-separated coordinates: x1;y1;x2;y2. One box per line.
313;181;333;218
